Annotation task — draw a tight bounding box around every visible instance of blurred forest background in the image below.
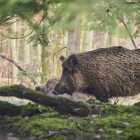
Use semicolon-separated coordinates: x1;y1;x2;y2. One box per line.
1;0;140;103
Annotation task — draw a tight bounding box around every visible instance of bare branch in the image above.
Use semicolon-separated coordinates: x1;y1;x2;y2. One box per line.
0;15;14;26
47;47;67;58
127;2;140;5
1;15;45;40
0;53;39;86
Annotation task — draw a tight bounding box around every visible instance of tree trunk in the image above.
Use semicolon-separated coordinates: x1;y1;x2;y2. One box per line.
11;19;18;84
82;30;93;52
37;44;42;82
111;27;119;46
66;15;81;56
16;20;21;61
41;13;49;83
24;22;30;64
102;32;108;48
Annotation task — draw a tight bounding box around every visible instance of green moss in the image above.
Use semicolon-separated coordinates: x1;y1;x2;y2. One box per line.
87;99;101;104
21;103;51;117
0;101;22;116
50;95;59;99
11;85;23;90
1;111;140;139
134;102;140;106
0;85;22;92
0;101;54;117
1;99;140;139
23;88;44;95
128;133;140;140
78;101;89;116
49;134;67;140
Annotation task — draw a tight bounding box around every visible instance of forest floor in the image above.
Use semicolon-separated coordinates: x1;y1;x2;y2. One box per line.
0;100;140;140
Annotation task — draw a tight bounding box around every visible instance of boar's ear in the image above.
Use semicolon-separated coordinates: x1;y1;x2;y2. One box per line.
64;54;78;71
60;55;65;62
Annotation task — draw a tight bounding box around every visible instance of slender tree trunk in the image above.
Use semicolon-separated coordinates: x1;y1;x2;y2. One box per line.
82;30;93;52
111;35;119;46
11;19;18;84
66;30;81;56
66;15;81;56
111;27;119;46
102;32;108;48
37;44;42;82
16;20;21;61
41;23;48;83
24;22;30;64
0;34;2;53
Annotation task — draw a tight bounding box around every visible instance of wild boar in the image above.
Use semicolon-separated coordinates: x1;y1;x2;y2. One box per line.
53;46;140;102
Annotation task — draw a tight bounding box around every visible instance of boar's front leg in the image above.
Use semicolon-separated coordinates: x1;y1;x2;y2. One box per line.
93;89;109;102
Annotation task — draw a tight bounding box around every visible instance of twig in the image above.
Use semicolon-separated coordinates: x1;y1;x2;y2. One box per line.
1;15;45;40
47;47;67;58
0;53;39;86
0;15;14;26
122;21;137;49
127;2;140;5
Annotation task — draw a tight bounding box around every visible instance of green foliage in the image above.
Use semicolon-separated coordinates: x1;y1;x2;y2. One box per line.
1;0;140;33
0;0;41;22
50;0;139;34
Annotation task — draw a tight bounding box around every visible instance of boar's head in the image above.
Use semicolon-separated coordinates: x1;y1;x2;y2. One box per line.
53;54;87;95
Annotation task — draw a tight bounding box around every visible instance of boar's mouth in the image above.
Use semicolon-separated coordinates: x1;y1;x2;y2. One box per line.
52;90;59;95
52;89;73;95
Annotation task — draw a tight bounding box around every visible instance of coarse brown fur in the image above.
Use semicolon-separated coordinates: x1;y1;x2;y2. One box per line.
54;46;140;102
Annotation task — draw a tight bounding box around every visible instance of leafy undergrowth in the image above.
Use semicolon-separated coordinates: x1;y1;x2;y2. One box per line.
0;100;140;140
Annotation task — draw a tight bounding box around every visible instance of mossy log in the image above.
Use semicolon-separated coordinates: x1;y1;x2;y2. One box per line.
0;101;22;116
0;85;97;116
0;101;50;117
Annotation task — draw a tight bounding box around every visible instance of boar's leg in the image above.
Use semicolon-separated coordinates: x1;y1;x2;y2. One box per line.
93;89;109;102
97;96;109;102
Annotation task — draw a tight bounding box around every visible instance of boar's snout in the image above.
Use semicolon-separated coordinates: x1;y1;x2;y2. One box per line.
52;90;58;95
53;83;69;95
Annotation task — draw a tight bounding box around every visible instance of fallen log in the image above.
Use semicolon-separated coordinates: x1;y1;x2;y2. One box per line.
0;101;49;117
0;85;92;116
